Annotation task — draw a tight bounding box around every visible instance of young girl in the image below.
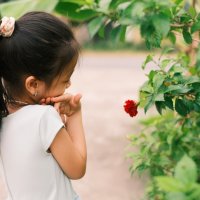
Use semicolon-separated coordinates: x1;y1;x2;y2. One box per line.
0;11;87;200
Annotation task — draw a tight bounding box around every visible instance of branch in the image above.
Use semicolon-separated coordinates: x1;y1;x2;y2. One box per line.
170;23;193;28
170;24;185;28
193;0;197;8
172;31;200;43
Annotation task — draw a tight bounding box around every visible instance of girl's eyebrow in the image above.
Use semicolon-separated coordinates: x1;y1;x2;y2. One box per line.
67;69;75;78
63;72;72;81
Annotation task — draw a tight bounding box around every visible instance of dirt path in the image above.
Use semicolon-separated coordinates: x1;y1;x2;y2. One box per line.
70;52;149;200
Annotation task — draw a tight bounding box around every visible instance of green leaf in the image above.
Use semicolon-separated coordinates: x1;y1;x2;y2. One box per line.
187;184;200;199
120;1;145;25
155;101;165;114
119;26;127;42
142;54;153;69
174;0;184;5
153;73;166;92
147;31;162;49
98;25;105;38
153;13;170;37
144;95;154;113
175;99;189;116
168;64;186;74
55;2;98;22
140;83;154;93
161;47;174;55
164;96;174;110
139;91;152;107
180;13;192;23
175;155;197;184
155;93;165;101
60;0;88;5
111;26;121;41
189;7;196;18
166;192;187;200
193;103;200;112
183;76;200;84
110;25;127;42
0;0;58;19
165;85;191;94
148;70;157;81
141;19;162;49
109;0;130;9
192;83;200;92
183;99;194;112
88;16;105;38
168;32;176;44
182;29;192;44
155;177;185;192
196;93;200;103
161;59;172;70
191;21;200;34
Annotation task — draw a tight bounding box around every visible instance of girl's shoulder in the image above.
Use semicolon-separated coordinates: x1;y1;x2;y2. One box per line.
29;104;55;112
23;105;57;117
5;105;56;119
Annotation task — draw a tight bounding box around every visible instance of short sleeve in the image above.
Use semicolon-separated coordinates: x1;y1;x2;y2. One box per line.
39;106;64;152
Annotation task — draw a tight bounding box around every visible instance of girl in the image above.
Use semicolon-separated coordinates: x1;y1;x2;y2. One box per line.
0;11;87;200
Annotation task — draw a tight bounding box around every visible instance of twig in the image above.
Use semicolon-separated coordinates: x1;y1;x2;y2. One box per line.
172;31;200;43
170;23;190;28
193;0;197;8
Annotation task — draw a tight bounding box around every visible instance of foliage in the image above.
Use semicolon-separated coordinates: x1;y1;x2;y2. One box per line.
128;47;200;198
54;0;200;49
128;111;200;175
128;110;200;199
0;0;58;18
155;155;200;200
2;0;200;50
140;50;200;115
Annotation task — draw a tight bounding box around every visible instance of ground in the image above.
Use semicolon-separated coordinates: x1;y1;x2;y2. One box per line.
70;52;149;200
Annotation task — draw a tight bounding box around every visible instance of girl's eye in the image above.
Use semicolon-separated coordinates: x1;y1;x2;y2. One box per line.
64;80;71;86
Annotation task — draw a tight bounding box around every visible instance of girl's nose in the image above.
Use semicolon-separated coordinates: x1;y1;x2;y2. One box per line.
66;80;71;88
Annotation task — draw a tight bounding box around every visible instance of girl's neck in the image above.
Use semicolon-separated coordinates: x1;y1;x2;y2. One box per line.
7;104;22;114
7;98;35;114
7;103;26;114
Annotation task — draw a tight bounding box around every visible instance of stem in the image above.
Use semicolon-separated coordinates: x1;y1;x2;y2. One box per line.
172;31;200;43
170;23;192;28
193;0;197;8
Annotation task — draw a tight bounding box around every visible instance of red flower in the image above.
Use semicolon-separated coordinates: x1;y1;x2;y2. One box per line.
124;100;138;117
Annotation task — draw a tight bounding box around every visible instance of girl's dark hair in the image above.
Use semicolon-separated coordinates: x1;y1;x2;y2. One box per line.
0;11;79;125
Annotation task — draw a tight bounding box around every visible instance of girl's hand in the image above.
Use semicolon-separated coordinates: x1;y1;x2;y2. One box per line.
40;93;82;117
52;93;82;117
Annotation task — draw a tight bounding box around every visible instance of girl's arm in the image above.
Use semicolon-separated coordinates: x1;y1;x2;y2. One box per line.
49;94;87;180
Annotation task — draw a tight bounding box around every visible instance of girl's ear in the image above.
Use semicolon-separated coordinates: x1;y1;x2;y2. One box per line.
25;76;40;96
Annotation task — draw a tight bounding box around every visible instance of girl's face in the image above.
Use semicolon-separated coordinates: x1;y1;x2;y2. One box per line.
44;72;72;98
42;57;77;99
23;56;77;104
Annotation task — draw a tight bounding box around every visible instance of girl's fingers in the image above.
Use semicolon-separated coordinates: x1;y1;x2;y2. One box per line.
40;97;51;105
40;98;46;104
45;97;51;104
74;93;82;104
70;94;82;107
51;93;72;103
54;102;60;113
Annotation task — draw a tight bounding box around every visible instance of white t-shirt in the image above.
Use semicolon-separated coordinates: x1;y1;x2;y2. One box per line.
0;105;79;200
